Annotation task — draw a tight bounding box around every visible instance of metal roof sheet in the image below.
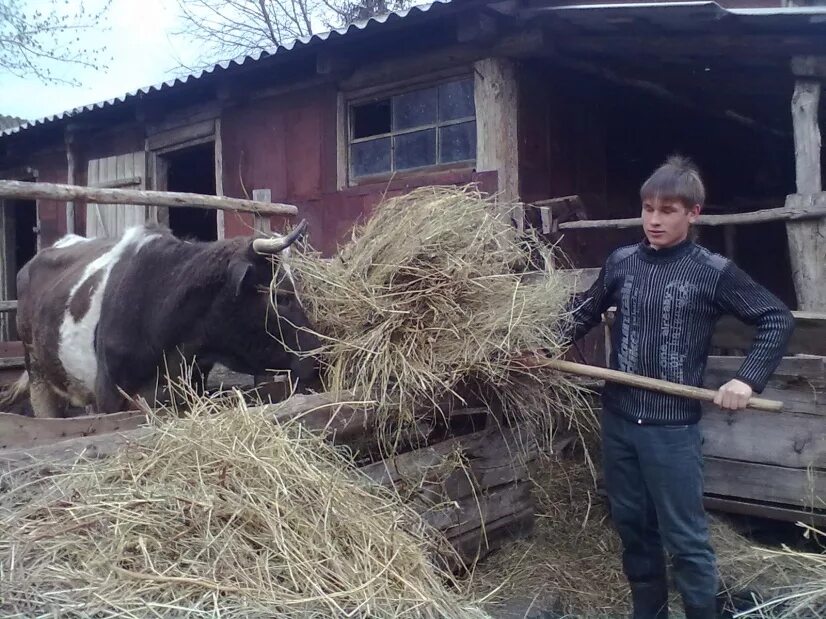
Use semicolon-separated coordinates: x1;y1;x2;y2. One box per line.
1;0;453;137
4;1;825;139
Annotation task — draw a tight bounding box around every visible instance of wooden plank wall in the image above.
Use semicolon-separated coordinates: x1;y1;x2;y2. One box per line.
85;152;146;238
701;355;826;510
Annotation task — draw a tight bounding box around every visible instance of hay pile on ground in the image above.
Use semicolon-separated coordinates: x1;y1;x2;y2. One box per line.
284;185;594;448
468;447;820;618
0;394;489;618
718;523;825;619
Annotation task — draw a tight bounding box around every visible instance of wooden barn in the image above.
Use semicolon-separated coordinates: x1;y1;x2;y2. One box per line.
1;0;825;523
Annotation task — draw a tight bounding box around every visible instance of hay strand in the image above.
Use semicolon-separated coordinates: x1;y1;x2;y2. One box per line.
282;185;595;451
0;391;489;618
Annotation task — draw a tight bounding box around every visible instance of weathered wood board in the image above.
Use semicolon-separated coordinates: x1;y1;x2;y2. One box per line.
0;410;146;450
700;408;826;469
712;313;826;357
701;355;825;511
704;458;825;509
703;355;825;416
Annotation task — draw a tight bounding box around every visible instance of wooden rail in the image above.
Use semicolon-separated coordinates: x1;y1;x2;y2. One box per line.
558;194;826;230
0;180;298;216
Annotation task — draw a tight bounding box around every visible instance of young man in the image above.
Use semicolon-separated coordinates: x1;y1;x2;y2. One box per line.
529;156;794;619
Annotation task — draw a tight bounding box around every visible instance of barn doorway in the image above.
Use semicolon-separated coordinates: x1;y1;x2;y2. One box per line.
163;142;217;242
0;198;37;341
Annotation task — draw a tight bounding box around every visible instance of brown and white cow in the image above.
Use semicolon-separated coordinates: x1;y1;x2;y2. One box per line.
1;221;319;417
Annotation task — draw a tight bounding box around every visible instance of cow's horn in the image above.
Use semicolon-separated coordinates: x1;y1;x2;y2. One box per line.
253;219;307;254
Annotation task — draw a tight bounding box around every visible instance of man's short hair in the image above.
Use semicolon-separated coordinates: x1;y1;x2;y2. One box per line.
641;155;705;209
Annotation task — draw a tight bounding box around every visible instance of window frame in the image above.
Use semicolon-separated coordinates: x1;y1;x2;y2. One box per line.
340;72;477;187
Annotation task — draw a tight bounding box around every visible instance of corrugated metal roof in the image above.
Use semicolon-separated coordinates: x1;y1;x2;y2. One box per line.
4;1;825;139
1;0;454;138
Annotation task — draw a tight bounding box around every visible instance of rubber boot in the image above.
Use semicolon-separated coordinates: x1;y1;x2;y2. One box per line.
630;580;669;619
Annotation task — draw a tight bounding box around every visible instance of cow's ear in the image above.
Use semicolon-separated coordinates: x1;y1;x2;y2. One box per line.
228;260;254;297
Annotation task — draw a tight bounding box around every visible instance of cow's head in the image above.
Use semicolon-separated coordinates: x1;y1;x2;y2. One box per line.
218;220;320;387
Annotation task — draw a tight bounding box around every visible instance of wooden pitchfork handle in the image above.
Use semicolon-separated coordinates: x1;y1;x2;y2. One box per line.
538;358;783;413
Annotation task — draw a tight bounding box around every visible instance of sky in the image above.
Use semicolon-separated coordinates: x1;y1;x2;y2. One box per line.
0;0;200;121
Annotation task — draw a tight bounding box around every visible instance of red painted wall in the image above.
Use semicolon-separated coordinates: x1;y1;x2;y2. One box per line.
220;84;496;256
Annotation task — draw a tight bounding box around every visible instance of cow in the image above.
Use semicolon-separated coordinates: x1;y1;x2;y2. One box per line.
0;220;320;417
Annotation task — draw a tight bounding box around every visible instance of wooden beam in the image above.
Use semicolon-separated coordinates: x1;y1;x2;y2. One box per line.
91;176;142;190
559;196;826;230
0;410;146;450
457;11;499;44
0;181;298;217
703;496;826;527
787;68;825;311
340;30;543;92
700;408;826;469
475;57;520;223
555;34;825;62
792;81;822;194
704;457;826;508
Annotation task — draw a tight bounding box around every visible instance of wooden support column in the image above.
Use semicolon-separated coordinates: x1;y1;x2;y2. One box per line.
474;57;521;227
252;188;272;234
64;127;76;235
788;56;825;310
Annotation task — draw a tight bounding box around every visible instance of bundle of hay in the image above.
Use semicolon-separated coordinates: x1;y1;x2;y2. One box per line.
0;395;489;618
284;185;594;448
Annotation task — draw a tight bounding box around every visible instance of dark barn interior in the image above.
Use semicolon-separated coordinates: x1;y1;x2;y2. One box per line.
517;25;813;310
164;143;218;242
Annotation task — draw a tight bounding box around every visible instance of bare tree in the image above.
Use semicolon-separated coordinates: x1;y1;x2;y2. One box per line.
0;0;111;85
173;0;411;69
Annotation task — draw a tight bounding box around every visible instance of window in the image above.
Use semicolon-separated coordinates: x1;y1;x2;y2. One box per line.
348;77;476;180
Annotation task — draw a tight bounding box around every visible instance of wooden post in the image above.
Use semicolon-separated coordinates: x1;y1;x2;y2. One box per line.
474;58;521;225
252;188;273;234
214;118;225;240
788;56;825;310
64;128;76;235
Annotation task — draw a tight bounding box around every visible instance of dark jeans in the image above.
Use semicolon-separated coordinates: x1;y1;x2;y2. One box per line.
601;408;718;611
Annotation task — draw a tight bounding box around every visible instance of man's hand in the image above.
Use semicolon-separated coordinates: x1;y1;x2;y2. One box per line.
714;379;753;411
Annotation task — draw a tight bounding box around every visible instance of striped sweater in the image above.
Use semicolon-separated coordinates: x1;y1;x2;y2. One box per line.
568;239;794;425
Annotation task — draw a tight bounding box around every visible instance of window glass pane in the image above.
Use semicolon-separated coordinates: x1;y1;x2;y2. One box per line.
393;87;437;131
439;121;476;163
351;137;391;177
439;79;474;122
394;129;436;170
351;100;391;139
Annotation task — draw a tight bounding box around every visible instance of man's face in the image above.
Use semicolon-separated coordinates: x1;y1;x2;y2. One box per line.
641;196;700;249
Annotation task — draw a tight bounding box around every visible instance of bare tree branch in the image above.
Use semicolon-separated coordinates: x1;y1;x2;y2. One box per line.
0;0;112;85
172;0;411;70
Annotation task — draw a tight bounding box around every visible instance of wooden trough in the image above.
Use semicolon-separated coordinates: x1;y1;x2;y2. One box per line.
0;391;540;571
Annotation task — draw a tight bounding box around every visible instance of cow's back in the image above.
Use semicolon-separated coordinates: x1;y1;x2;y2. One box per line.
17;230;155;406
